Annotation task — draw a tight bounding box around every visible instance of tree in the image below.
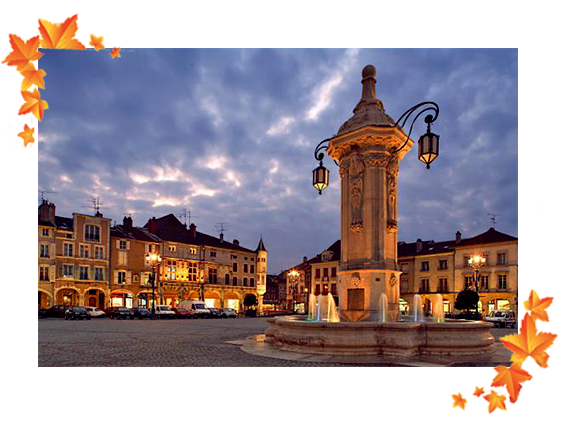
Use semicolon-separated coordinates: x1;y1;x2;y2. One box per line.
454;288;479;313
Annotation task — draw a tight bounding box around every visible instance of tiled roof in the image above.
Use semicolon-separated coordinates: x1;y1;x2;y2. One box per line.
111;225;161;242
54;216;73;231
456;227;517;247
311;239;341;264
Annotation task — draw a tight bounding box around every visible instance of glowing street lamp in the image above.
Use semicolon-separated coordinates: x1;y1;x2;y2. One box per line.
288;270;300;312
468;254;486;317
145;252;162;319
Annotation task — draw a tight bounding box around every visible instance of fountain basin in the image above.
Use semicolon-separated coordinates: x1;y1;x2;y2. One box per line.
265;316;495;358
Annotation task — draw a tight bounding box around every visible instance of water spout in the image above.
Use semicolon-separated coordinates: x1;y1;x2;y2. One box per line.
308;293;316;320
413;294;423;322
379;293;388;323
433;293;444;323
316;294;323;322
326;293;340;322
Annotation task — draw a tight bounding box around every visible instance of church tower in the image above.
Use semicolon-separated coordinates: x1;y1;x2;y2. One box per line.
255;237;268;314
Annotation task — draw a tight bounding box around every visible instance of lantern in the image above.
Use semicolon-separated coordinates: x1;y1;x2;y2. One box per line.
418;123;439;169
313;161;329;194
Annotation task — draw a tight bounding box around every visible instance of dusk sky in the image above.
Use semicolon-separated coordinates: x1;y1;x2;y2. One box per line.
38;48;517;274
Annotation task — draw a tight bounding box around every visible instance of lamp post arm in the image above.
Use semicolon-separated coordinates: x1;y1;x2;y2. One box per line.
393;101;440;154
314;137;339;166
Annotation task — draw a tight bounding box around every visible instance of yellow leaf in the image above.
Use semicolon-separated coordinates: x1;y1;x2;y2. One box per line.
524;290;553;322
18;124;35;147
110;47;121;58
39;14;86;49
484;390;507;413
452;393;467;410
491;364;532;403
89;34;105;51
2;34;43;71
501;313;557;368
20;64;46;90
18;88;48;121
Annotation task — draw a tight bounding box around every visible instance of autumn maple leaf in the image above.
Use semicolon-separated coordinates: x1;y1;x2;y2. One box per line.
491;364;532;403
110;47;121;59
2;34;43;71
452;393;467;410
18;88;48;121
484;391;507;413
473;387;485;397
524;290;553;322
19;63;46;91
89;34;105;51
39;14;86;49
18;124;35;147
501;313;557;368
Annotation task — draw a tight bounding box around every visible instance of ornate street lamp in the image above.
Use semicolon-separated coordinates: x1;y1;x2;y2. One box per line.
468;254;486;317
313;138;332;194
145;252;162;319
288;270;299;312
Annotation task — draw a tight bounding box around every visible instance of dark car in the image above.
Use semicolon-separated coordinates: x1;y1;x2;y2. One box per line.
65;306;91;320
45;305;70;318
38;307;48;318
245;309;257;318
108;307;135;319
172;307;193;319
133;307;152;319
208;308;223;318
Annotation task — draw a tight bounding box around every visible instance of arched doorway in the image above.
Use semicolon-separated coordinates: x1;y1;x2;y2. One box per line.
224;292;240;312
38;290;52;308
56;288;79;306
85;288;106;309
204;291;220;309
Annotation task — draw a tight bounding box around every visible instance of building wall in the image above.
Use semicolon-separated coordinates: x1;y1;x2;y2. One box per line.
38;224;56;307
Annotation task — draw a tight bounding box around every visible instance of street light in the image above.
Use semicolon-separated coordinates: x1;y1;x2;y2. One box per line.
288;270;299;312
468;254;486;317
145;252;162;319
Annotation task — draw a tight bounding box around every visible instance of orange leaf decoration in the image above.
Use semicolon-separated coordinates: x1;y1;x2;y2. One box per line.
18;88;48;121
501;313;557;368
491;364;532;403
484;390;507;413
524;290;553;322
20;64;46;91
452;393;467;410
18;124;35;147
89;34;105;51
473;387;485;397
39;14;86;49
2;34;43;71
110;47;121;58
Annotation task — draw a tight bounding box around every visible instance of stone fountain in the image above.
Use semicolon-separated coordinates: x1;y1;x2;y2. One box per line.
264;65;494;358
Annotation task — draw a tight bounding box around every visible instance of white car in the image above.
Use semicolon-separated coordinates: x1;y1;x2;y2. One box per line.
85;307;106;318
155;305;176;319
484;309;517;328
221;308;237;318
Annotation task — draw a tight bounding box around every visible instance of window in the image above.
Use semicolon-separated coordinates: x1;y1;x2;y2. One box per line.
94;245;104;260
231;255;237;259
323;268;329;278
40;244;50;258
225;274;230;285
315;268;321;279
421;261;429;272
480;275;489;289
400;262;409;272
464;255;470;267
438;260;448;270
167;263;177;281
250;265;254;273
79;266;89;280
190;247;197;255
420;279;430;293
438;278;448;292
94;267;104;281
39;266;49;281
208;268;217;284
168;244;176;252
233;277;237;286
498;274;508;290
250;278;255;287
85;225;100;242
331;267;337;277
210;251;217;258
243;277;248;287
244;264;248;273
233;262;238;272
188;262;197;282
464;275;474;289
41;228;50;237
400;276;409;291
331;283;337;295
118;271;126;284
79;244;89;258
63;264;74;277
315;284;320;296
497;253;507;265
63;243;73;257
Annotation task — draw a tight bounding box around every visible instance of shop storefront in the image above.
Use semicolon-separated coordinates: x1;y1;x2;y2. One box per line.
111;291;133;308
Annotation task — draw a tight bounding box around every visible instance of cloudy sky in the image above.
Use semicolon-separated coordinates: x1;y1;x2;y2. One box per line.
38;48;517;274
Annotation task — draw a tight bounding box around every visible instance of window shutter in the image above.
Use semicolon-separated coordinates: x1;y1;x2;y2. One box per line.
49;266;55;282
116;239;120;249
145;243;150;254
126;271;132;285
113;271;118;285
51;244;55;258
126;241;131;250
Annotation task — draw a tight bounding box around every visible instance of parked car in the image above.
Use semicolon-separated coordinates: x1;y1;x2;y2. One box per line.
108;307;135;319
133;307;152;319
245;309;257;317
484;309;517;328
172;307;193;319
155;305;176;319
85;306;106;318
65;306;91;320
208;308;223;318
221;308;237;318
45;305;70;318
38;307;48;318
181;300;211;318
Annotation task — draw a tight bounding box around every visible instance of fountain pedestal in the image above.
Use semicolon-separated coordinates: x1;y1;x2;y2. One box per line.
328;65;412;322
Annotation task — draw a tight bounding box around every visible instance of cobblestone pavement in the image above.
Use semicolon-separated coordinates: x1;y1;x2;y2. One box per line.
38;317;516;367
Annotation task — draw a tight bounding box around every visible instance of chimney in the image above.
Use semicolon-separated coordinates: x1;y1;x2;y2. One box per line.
219;232;224;242
38;200;56;224
416;238;423;253
233;239;240;246
189;223;197;238
148;217;158;235
123;216;133;233
455;231;462;244
303;256;307;263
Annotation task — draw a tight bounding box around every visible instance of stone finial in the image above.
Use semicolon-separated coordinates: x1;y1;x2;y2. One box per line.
361;65;377;101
